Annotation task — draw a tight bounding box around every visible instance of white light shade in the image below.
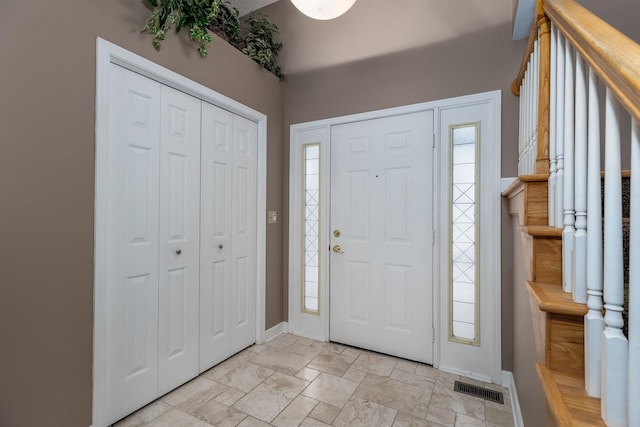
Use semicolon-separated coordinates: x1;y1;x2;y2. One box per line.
290;0;357;20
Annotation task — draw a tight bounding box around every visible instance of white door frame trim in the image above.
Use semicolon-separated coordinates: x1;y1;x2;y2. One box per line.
288;91;502;382
93;38;267;427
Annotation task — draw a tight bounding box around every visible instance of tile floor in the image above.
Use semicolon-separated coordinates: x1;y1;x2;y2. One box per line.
113;334;514;427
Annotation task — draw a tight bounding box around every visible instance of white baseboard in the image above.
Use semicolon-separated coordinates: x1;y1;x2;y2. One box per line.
263;321;289;342
502;370;525;427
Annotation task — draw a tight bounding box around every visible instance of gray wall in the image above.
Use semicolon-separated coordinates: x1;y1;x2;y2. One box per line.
0;2;284;426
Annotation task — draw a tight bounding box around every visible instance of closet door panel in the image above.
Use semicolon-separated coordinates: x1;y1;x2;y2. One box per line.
158;86;201;394
231;114;257;354
106;64;161;424
200;103;234;371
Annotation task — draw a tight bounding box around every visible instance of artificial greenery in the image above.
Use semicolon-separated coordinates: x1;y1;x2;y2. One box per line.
142;0;284;80
242;13;284;81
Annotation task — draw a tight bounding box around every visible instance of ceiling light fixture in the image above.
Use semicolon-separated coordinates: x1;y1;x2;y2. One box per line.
290;0;357;20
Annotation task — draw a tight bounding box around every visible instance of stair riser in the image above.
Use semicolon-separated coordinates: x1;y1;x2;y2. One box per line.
525;181;549;225
533;237;562;284
547;314;585;378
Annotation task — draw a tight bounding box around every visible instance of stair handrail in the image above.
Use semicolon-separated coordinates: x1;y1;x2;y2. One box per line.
544;0;640;124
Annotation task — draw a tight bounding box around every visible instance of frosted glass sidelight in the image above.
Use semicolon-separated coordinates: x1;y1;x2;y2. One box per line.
450;124;479;344
303;144;321;313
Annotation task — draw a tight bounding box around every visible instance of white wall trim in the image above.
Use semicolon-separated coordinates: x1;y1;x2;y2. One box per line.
502;370;525;427
93;37;267;427
288;91;502;379
263;321;289;343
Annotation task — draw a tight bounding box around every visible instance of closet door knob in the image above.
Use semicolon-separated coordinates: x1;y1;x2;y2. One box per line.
218;244;224;249
176;249;182;255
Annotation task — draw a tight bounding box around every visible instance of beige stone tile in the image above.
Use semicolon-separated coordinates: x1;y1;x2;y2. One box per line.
416;366;460;385
146;408;201;427
207;362;274;393
192;422;215;427
113;414;145;427
395;359;418;373
272;395;319;427
430;388;485;421
326;343;348;353
352;352;397;377
233;372;310;422
426;405;455;427
342;366;368;383
236;416;272;427
390;367;436;389
333;397;397;427
393;411;445;427
267;333;299;348
214;387;246;406
307;352;356;376
454;413;486;427
295;336;317;346
341;346;363;358
354;373;432;418
300;418;333;427
162;377;227;413
301;372;359;408
192;400;247;427
485;406;514;426
296;367;321;382
251;346;318;376
309;402;341;424
131;400;172;422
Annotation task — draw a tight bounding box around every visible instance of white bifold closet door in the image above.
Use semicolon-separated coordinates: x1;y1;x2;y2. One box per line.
106;64;201;421
200;103;257;371
105;64;257;425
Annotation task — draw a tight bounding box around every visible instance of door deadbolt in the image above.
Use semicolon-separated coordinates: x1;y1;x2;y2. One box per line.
333;229;341;238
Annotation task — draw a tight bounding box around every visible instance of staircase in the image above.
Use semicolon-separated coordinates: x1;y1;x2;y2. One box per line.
510;0;640;424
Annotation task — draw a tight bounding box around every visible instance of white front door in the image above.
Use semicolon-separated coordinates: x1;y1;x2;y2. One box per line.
329;111;434;363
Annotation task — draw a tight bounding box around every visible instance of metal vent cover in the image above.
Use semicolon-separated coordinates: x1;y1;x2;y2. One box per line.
453;381;504;404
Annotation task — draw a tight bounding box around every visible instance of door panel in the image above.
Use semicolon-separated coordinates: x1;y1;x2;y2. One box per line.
158;86;201;395
330;111;434;364
200;103;233;370
231;114;257;354
106;64;161;423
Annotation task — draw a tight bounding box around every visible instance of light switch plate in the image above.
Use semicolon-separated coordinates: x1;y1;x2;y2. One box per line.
268;210;277;224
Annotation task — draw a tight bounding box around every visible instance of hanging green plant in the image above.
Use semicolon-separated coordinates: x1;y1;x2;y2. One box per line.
142;0;284;80
241;12;285;81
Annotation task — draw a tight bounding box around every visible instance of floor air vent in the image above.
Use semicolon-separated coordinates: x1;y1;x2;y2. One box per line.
453;381;504;404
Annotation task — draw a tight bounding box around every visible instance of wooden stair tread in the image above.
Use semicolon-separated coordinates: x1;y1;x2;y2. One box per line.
521;224;563;237
519;173;550;182
527;281;588;316
537;364;605;426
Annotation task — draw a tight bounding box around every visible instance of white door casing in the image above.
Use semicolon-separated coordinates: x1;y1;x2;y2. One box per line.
95;38;268;427
158;85;201;395
329;112;434;363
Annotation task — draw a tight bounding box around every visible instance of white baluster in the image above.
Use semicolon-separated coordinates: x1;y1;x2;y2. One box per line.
549;23;558;227
530;40;540;173
585;67;604;398
563;40;575;293
519;79;524;175
556;33;566;228
601;88;628;427
526;65;532;174
573;52;588;303
628;118;640;425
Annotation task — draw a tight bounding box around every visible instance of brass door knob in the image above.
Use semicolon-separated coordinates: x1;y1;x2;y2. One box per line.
332;244;344;254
